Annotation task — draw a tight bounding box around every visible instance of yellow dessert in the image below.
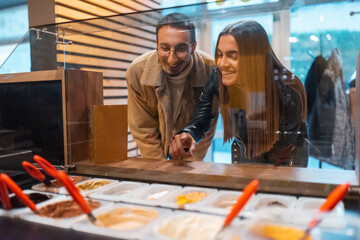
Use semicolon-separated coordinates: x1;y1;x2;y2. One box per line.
252;224;313;240
176;192;207;206
76;180;110;191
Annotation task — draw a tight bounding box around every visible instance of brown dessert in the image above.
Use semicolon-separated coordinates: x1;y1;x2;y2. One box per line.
0;193;53;209
36;199;100;218
50;176;84;188
255;200;287;210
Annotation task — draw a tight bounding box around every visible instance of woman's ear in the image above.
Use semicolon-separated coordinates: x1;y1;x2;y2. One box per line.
191;41;197;54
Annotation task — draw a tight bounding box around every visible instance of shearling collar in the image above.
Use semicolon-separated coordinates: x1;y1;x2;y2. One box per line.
140;50;209;88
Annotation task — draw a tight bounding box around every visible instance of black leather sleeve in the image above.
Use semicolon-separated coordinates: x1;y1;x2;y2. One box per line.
267;79;305;163
178;67;219;143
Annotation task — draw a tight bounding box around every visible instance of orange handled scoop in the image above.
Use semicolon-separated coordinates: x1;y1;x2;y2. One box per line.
223;179;259;227
0;176;11;210
33;155;58;179
0;173;37;212
55;171;97;223
215;179;259;240
303;182;350;238
318;182;350;212
22;161;52;187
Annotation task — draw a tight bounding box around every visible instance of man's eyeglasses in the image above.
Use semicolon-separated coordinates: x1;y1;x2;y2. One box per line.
157;43;192;59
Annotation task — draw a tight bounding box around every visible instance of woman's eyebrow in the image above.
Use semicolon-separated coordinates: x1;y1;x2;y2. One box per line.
226;50;238;55
217;49;238;55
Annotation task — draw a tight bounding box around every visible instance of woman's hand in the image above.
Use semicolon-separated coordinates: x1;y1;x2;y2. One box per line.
169;132;197;160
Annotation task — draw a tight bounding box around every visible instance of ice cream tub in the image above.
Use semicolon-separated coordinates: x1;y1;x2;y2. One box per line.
240;208;321;240
158;186;217;210
72;203;171;239
32;175;91;193
146;210;242;240
121;183;181;207
197;190;256;216
88;181;149;202
58;178;118;196
19;196;112;228
243;221;321;240
291;197;346;229
0;189;62;218
245;193;297;218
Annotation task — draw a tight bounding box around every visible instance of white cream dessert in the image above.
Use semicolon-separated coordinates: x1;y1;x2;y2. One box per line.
214;199;237;209
95;207;158;230
157;214;223;240
147;190;169;200
302;201;322;210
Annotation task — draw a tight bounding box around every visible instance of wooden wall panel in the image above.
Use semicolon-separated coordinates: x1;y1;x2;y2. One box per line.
54;0;162;158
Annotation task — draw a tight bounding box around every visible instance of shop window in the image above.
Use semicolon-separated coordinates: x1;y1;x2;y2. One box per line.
0;4;29;68
289;1;360;169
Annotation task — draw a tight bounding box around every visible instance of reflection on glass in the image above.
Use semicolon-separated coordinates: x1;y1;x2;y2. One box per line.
290;1;360;170
0;0;358;173
0;80;64;165
169;20;308;167
0;28;62;74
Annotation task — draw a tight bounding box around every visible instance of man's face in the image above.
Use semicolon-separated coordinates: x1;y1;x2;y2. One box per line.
157;26;196;76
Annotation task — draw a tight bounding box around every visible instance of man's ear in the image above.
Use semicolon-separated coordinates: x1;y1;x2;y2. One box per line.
191;41;197;54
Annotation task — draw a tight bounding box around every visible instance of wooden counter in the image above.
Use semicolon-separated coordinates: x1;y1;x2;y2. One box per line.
73;158;360;199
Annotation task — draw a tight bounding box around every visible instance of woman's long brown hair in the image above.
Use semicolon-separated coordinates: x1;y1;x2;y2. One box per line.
215;20;307;158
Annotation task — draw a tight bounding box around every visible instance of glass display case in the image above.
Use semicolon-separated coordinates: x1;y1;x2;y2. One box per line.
1;0;359;193
0;1;360;239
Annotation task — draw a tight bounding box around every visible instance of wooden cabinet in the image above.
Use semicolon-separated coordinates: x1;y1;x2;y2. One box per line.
0;69;103;167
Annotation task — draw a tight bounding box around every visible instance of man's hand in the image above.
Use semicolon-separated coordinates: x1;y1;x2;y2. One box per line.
169;132;197;159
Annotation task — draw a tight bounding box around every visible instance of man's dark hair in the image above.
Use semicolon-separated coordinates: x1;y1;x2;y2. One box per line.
156;12;196;43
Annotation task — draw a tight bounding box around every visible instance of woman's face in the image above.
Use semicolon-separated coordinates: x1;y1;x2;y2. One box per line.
216;35;239;86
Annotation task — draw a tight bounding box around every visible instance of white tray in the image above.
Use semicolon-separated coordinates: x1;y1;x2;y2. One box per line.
158;186;217;210
72;203;171;239
242;217;322;240
245;193;297;218
0;189;62;218
32;175;91;193
89;181;149;202
145;210;236;240
197;190;256;216
19;196;112;228
292;196;346;229
121;183;182;207
58;178;118;196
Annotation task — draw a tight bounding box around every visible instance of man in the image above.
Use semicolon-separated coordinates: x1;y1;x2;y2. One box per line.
126;12;218;160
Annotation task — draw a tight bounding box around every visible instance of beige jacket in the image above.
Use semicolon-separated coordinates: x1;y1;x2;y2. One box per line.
126;50;218;160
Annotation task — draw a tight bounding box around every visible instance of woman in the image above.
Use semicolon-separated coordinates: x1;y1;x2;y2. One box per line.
169;20;308;167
